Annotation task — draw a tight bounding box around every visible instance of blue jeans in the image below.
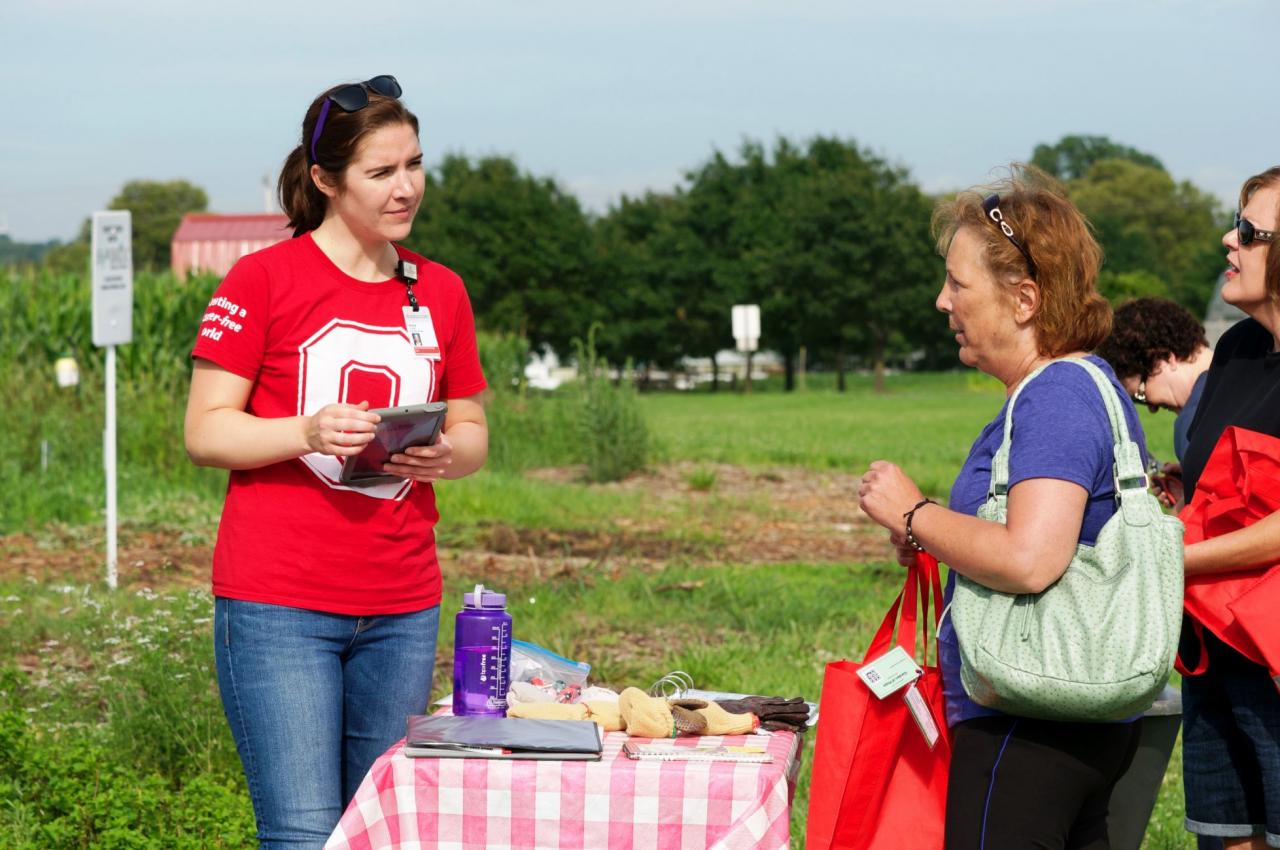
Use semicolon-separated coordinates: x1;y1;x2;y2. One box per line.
214;598;440;850
1183;629;1280;848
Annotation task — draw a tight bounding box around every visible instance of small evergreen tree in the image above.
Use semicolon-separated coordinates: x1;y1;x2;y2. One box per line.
572;324;649;483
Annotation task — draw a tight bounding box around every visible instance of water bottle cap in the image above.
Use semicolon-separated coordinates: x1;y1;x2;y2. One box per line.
463;583;506;609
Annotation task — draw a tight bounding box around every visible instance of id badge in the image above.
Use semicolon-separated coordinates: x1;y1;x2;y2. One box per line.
856;645;923;699
403;307;440;360
903;682;941;748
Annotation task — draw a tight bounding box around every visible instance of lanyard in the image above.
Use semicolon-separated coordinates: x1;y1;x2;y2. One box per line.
396;259;420;311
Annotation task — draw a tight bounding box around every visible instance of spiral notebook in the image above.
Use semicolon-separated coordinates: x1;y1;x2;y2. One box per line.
621;741;772;763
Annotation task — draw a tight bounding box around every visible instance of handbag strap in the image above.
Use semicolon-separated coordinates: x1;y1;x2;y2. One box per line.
988;357;1148;502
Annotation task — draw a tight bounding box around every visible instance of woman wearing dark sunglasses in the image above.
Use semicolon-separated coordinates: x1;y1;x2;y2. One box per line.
1177;167;1280;850
859;165;1151;849
184;76;488;848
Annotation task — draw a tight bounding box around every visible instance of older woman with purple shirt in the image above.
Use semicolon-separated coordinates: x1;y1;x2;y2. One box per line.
859;166;1148;850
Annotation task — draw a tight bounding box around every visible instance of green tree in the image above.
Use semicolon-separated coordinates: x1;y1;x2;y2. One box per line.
699;137;944;391
106;179;208;269
1095;270;1167;303
407;154;596;355
41;241;89;276
1031;134;1165;181
1067;159;1226;310
674;147;763;385
592;191;706;376
0;235;59;267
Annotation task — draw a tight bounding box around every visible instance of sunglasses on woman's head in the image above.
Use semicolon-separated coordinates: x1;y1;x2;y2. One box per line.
309;75;403;164
982;194;1038;279
1236;212;1276;246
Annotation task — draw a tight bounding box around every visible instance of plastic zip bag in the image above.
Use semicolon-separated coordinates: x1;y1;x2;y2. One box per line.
510;639;591;691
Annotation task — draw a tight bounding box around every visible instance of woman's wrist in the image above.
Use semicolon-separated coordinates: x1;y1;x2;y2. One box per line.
439;424;488;479
296;414;316;456
903;498;937;551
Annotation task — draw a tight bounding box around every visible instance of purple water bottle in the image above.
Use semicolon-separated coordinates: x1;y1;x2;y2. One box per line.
452;584;512;716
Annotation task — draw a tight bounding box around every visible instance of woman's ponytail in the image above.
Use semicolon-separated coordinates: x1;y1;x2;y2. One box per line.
277;144;328;238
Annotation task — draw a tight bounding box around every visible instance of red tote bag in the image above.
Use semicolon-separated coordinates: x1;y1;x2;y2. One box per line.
806;553;951;850
1176;426;1280;677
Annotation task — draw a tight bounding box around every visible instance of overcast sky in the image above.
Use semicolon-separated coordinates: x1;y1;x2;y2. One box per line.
0;0;1271;242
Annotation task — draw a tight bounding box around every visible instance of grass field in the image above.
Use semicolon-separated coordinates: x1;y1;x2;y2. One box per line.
0;373;1193;848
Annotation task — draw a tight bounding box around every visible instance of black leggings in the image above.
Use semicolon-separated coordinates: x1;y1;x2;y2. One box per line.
945;715;1141;850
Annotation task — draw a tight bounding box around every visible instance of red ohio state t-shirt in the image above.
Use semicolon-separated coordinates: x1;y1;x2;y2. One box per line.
191;234;487;615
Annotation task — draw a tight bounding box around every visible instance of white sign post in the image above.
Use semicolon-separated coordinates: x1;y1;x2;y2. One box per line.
731;304;760;393
92;211;133;590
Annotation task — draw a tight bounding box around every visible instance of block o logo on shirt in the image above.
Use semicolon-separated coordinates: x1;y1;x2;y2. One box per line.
295;318;437;500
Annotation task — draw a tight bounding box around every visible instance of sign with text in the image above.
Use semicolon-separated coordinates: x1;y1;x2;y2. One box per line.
731;304;760;353
92;211;133;347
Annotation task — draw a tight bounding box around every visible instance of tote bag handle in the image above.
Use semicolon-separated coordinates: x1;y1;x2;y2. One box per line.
865;552;944;665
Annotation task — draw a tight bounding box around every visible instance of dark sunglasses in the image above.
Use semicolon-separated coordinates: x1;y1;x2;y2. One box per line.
982;194;1038;279
309;75;403;165
1235;212;1276;247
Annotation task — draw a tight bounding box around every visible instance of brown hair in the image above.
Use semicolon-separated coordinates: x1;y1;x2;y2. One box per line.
932;164;1111;356
277;83;421;237
1238;166;1280;302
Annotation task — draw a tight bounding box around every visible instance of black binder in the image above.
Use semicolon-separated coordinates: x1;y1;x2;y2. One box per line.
404;715;604;760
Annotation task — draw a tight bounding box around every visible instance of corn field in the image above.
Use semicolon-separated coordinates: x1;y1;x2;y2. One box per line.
1;269;225;531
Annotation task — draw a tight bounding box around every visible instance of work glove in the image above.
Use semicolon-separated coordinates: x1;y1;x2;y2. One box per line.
714;695;810;732
507;698;625;732
619;687;677;737
670;698;756;735
584;700;624;732
507;702;589;721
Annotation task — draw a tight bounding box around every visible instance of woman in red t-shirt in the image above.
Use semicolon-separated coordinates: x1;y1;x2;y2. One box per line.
184;75;488;849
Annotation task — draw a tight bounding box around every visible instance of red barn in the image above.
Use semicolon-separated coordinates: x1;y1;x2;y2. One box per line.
171;213;291;280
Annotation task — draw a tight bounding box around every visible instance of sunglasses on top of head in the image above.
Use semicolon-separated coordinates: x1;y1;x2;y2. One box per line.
1235;212;1277;247
982;194;1038;279
309;75;403;164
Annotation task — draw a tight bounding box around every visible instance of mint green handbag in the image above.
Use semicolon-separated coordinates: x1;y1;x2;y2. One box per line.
950;358;1184;722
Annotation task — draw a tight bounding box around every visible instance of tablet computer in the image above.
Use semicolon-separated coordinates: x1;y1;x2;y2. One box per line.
339;401;448;486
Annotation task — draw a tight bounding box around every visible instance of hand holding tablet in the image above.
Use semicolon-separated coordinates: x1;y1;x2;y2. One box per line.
339;402;448;485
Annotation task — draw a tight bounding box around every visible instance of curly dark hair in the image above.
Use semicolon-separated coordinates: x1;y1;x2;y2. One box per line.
1095;298;1208;380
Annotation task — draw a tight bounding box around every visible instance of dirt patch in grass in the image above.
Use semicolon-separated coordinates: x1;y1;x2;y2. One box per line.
0;529;212;590
480;525;716;560
0;464;892;592
525;462;888;565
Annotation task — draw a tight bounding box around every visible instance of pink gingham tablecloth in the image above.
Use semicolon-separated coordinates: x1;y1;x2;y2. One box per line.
325;729;800;850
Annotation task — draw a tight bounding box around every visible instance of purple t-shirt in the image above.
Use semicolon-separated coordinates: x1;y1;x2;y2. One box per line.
938;356;1148;726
